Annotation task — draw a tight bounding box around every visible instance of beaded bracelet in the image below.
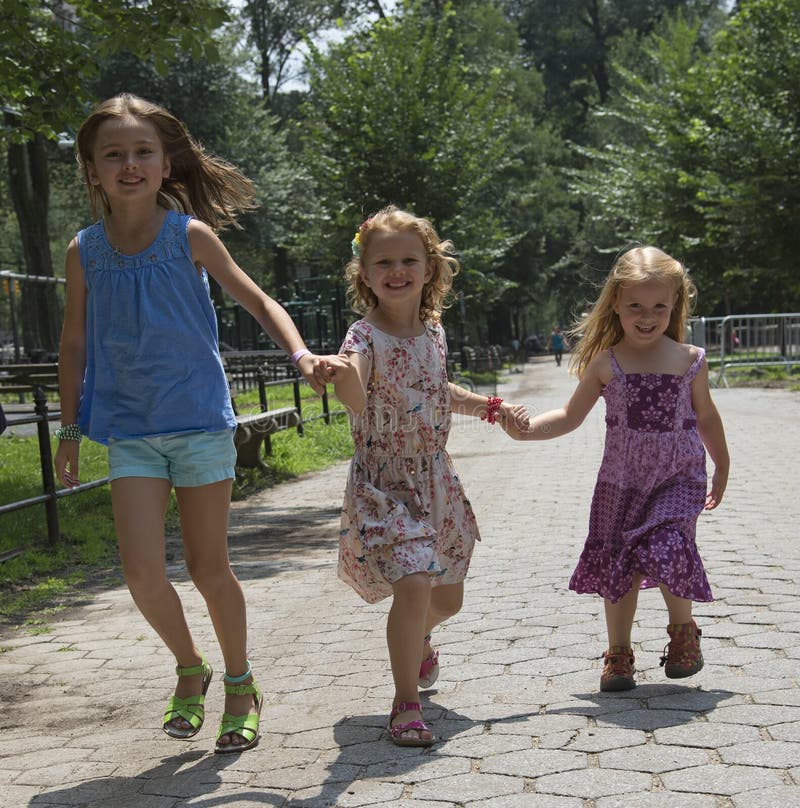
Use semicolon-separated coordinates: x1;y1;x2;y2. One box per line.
54;423;82;442
291;348;311;367
480;396;503;425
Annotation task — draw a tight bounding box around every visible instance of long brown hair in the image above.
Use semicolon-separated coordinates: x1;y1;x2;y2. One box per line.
344;205;458;323
569;246;697;378
76;94;256;230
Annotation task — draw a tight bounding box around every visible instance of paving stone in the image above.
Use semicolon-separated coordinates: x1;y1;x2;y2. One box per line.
412;772;523;802
599;742;709;772
596;794;718;808
653;722;762;747
719;739;800;767
731;787;800;808
2;368;799;807
472;796;583;808
480;747;586;778
705;703;800;726
535;768;651;798
660;763;784;794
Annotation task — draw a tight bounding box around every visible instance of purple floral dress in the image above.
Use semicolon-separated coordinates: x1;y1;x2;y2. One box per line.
338;319;480;604
570;347;713;604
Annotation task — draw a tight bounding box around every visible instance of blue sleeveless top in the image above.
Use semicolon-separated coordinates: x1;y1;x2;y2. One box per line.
77;210;236;444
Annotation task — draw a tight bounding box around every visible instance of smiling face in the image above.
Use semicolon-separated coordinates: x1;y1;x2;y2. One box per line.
613;277;677;345
359;229;432;310
86;115;170;206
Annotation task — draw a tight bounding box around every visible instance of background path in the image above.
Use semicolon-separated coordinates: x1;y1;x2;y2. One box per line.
1;358;799;807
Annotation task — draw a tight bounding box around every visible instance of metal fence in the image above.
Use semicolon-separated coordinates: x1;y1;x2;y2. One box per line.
0;387;109;557
689;313;800;387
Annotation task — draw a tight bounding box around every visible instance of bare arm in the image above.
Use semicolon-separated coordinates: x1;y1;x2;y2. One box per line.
189;221;328;393
448;383;529;435
54;239;87;487
516;356;606;441
328;351;370;415
691;359;730;509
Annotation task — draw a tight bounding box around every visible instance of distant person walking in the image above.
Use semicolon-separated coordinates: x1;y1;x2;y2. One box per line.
547;326;567;366
507;246;729;693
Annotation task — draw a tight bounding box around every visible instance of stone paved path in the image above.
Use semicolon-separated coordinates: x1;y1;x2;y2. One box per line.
1;358;799;807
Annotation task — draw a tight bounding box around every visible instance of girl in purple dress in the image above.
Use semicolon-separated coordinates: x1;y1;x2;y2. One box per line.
324;206;528;745
510;246;729;692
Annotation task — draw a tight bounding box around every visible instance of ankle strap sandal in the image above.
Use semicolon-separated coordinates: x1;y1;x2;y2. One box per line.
214;661;263;754
162;654;213;739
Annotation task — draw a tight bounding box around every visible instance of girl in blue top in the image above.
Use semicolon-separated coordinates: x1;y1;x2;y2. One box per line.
55;94;328;754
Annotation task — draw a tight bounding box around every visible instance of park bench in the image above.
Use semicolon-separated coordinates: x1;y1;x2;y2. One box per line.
232;405;300;468
0;362;60;406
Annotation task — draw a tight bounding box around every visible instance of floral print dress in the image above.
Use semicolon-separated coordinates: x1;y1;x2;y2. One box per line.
569;347;713;604
338;319;480;604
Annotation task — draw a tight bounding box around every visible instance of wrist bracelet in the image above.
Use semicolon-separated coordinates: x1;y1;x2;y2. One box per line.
480;396;503;425
291;348;311;367
55;423;82;441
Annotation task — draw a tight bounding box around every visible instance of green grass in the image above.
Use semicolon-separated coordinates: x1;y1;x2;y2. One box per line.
0;384;354;621
714;363;800;390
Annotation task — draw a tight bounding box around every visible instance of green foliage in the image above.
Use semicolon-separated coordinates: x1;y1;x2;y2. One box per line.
569;0;800;314
300;5;524;279
1;0;229;142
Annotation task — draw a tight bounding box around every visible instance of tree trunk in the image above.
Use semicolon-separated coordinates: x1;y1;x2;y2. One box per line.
5;119;60;357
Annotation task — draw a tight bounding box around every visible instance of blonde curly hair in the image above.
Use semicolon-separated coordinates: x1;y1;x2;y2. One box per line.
344;205;458;322
569;245;697;378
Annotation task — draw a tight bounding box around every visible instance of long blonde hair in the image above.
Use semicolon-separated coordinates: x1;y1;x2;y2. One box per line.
76;94;256;231
569;246;696;378
344;205;459;323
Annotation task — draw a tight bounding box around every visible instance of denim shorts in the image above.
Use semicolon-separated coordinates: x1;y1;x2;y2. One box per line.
107;429;236;487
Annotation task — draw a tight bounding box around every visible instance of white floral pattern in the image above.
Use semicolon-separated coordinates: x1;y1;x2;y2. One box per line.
338;320;480;604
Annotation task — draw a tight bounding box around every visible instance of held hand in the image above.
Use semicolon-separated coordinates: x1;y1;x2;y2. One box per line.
54;441;80;488
297;353;331;395
320;353;356;383
704;468;727;510
498;402;530;438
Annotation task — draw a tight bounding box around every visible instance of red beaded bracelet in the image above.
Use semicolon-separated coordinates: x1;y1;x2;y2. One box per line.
481;396;503;425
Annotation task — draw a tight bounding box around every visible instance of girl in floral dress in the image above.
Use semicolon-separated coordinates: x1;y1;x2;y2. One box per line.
508;246;729;692
324;206;528;745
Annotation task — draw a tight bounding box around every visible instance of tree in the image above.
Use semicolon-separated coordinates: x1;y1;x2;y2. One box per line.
0;0;228;353
239;0;397;109
571;1;800;314
299;2;540;340
502;0;725;135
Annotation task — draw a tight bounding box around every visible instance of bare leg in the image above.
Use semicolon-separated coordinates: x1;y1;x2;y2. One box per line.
388;572;432;742
604;575;643;648
112;477;202;733
422;582;464;665
659;585;693;625
175;481;255;748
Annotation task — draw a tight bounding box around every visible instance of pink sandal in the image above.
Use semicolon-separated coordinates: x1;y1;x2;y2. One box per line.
418;633;439;689
388;701;435;747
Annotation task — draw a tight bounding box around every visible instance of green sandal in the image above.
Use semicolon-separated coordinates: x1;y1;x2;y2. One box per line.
162;654;213;739
214;663;262;754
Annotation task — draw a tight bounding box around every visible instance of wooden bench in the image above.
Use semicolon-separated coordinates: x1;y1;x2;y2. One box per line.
0;363;60;404
233;405;300;468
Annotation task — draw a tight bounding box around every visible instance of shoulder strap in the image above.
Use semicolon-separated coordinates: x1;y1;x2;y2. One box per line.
685;347;706;381
607;347;624;376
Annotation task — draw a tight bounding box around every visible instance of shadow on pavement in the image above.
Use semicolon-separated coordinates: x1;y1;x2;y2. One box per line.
286;696;541;808
26;749;288;808
548;684;738;730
